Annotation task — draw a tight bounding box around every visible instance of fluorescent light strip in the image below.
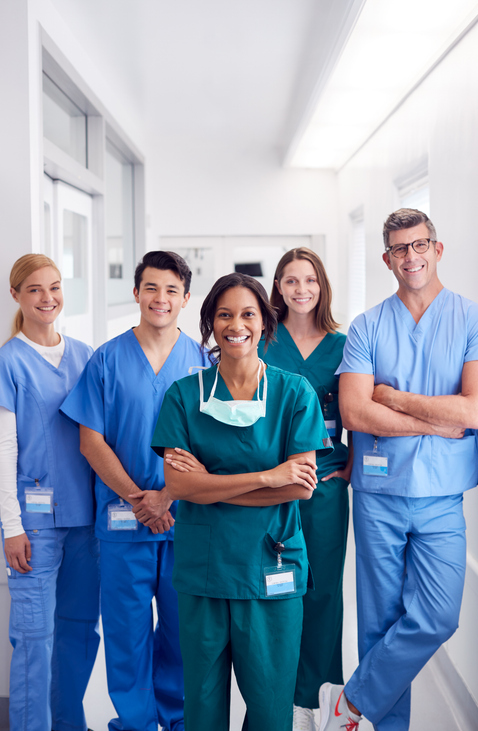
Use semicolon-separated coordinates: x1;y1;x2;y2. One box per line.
289;0;478;170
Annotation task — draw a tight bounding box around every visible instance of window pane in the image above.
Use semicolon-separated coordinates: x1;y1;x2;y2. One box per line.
105;140;135;305
63;210;88;316
43;73;87;167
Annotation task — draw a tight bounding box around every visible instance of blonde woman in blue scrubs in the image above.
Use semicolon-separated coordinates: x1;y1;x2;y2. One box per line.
258;247;352;731
151;272;333;731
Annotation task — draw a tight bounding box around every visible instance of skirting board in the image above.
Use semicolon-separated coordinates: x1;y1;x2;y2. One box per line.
429;646;478;731
0;697;7;731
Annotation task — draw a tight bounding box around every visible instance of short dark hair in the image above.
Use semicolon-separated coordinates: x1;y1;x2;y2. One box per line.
200;273;277;362
383;208;437;249
134;251;192;294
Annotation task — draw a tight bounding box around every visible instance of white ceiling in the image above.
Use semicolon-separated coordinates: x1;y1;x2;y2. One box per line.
49;0;359;160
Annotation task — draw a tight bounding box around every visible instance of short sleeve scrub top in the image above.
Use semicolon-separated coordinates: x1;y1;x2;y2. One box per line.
259;324;350;706
152;364;332;729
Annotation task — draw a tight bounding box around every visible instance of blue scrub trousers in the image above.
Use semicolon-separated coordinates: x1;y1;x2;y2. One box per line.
5;526;100;731
100;539;184;731
345;492;466;731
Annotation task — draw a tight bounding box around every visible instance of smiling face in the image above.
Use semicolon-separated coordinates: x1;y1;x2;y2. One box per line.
134;267;190;331
382;223;443;297
213;286;264;362
276;258;321;316
10;266;63;330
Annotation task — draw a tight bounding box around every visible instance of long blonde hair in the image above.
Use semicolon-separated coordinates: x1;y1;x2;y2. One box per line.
9;254;61;338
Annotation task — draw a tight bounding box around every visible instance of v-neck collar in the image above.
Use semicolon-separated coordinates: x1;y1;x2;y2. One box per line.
391;288;448;340
278;322;332;365
129;327;184;387
14;334;69;375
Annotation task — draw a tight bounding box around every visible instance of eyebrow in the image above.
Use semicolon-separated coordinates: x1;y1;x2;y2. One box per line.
216;305;259;312
143;282;180;289
26;281;61;287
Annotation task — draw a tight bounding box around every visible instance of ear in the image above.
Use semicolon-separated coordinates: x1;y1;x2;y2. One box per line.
181;291;191;309
382;252;392;271
133;287;140;304
434;241;444;262
10;287;19;303
274;279;282;296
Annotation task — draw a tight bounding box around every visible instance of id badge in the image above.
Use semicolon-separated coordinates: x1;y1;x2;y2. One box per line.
108;502;138;530
363;451;388;476
264;565;297;597
25;487;53;513
325;420;336;438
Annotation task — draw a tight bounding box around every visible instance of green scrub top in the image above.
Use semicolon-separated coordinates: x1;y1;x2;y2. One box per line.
258;324;348;478
151;365;332;601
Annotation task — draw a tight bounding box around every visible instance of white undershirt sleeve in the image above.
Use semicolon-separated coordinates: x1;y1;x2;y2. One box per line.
0;406;23;539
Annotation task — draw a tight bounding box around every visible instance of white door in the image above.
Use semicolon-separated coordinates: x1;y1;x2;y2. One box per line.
44;177;94;346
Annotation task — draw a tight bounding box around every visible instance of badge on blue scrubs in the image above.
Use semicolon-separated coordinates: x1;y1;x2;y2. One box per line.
108;501;138;530
363;437;389;476
264;541;297;597
25;483;53;513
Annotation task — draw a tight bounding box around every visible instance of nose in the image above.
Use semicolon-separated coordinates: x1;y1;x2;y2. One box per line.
229;315;244;331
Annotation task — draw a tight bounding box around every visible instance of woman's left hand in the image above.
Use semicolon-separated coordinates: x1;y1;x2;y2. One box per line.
165;448;208;474
321;465;352;484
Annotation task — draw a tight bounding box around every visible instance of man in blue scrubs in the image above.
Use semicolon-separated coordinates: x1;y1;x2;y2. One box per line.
318;209;478;731
61;251;209;731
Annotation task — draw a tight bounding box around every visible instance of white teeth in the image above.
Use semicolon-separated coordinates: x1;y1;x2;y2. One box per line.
152;308;169;313
38;306;55;311
294;298;310;303
226;336;248;343
406;266;423;273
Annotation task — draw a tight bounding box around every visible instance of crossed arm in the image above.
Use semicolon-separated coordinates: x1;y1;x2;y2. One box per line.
163;448;317;506
338;362;478;437
80;425;174;534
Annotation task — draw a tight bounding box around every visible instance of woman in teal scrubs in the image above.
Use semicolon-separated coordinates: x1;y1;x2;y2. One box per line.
151;273;333;731
258;247;352;729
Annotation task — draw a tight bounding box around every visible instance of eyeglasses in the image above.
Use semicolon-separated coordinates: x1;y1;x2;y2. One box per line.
385;238;435;259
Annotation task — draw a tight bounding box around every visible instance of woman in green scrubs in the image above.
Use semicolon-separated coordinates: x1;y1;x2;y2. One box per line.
151;273;333;731
258;248;352;730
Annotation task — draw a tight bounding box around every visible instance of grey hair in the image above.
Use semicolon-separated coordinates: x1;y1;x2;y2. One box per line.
383;208;437;249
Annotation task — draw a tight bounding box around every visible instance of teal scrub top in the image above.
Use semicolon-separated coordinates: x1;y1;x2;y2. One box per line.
259;324;348;478
151;365;332;600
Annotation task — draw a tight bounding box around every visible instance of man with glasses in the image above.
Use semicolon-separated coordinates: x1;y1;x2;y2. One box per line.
318;208;478;731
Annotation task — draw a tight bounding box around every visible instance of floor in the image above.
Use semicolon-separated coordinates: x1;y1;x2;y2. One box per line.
83;506;463;731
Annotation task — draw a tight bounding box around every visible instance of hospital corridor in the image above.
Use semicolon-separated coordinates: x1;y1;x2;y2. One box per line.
1;0;478;729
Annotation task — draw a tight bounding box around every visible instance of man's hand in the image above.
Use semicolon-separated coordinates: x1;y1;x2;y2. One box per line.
4;533;32;573
151;511;175;534
372;384;399;410
128;487;173;526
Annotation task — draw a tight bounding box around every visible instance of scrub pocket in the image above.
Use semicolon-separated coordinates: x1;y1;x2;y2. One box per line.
261;529;309;598
172;523;211;595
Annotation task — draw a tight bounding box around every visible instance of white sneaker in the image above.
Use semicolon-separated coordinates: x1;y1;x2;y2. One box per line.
293;704;317;731
318;683;361;730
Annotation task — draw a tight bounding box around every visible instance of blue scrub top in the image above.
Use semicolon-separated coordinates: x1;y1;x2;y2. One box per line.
259;323;348;478
336;289;478;496
151;365;333;600
0;336;94;529
61;328;209;542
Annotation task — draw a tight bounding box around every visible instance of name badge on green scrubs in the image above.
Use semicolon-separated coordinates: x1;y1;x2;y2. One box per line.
25;482;53;513
264;542;297;597
108;501;138;530
363;437;388;476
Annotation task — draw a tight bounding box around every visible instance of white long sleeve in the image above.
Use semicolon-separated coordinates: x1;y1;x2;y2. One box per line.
0;407;22;538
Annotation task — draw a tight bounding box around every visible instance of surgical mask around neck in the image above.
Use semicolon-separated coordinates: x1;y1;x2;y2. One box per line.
199;360;267;427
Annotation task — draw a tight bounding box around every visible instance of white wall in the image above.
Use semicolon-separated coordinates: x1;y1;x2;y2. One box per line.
337;20;478;706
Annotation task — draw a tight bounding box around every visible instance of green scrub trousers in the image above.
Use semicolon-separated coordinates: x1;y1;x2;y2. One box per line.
178;593;303;731
294;476;349;708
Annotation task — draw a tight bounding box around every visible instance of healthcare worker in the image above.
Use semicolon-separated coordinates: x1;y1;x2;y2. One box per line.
151;272;333;731
61;251;209;731
258;248;352;731
0;254;100;731
319;209;478;731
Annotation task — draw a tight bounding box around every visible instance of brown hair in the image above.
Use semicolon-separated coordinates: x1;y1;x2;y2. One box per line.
200;273;277;362
9;254;61;338
271;247;339;333
383;208;437;249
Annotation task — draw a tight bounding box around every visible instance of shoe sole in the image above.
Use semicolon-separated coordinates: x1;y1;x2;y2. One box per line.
318;683;333;731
